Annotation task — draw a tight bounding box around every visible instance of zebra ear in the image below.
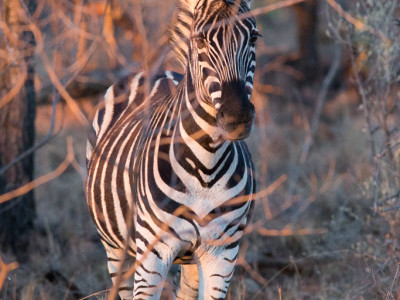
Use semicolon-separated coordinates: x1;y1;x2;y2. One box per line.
223;0;252;8
243;0;252;8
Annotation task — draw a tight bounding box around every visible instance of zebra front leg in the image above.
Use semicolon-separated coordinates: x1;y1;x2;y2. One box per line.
133;247;174;299
174;264;199;299
102;242;135;300
197;246;239;300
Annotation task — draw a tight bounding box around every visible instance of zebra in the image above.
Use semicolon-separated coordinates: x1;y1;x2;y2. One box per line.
86;0;260;298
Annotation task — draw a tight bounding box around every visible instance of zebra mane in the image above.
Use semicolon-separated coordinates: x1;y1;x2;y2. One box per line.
168;1;194;67
168;0;251;67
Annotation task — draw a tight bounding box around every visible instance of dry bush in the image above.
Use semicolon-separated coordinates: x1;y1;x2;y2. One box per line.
327;0;400;298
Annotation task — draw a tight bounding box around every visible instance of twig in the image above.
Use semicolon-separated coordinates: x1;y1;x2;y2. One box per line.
79;289;111;300
0;256;18;291
381;205;400;213
0;62;13;77
0;32;101;174
0;93;60;175
236;258;268;286
277;284;282;300
300;45;342;163
388;261;399;298
347;35;377;157
0;137;75;204
132;0;151;96
324;0;390;45
373;169;381;214
202;0;307;35
253;0;305;15
13;8;90;128
39;52;89;127
220;174;287;208
257;227;326;236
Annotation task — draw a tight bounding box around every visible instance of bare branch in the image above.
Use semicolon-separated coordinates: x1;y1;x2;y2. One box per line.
0;93;60;175
300;45;342;163
0;137;75;204
324;0;390;45
0;256;18;291
251;0;306;18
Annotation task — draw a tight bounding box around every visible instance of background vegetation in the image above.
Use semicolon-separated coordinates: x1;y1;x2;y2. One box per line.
0;0;399;299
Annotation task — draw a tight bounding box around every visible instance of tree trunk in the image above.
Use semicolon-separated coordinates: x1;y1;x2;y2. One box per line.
294;0;319;83
0;0;37;260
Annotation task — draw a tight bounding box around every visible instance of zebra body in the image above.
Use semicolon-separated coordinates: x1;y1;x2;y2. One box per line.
86;0;259;299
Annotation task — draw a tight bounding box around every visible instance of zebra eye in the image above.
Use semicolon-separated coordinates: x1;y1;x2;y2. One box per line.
250;31;261;46
196;32;207;48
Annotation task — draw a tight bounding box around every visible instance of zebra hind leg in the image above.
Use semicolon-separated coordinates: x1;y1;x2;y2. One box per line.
174;264;199;300
103;242;135;300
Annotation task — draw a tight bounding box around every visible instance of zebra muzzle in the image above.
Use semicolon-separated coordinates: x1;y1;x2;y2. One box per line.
216;104;255;140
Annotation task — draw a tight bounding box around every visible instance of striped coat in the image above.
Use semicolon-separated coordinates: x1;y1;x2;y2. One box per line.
86;0;258;298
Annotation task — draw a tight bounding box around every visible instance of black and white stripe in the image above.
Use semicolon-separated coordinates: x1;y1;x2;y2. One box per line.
86;0;258;299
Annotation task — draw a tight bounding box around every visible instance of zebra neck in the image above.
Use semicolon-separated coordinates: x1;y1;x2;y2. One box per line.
176;73;229;155
170;79;232;179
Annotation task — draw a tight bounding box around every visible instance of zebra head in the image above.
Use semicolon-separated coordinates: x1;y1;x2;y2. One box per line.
171;0;259;140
